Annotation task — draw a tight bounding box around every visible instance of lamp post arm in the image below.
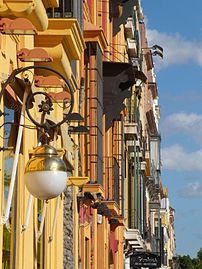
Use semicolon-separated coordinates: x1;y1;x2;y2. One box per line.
21;194;33;232
49;195;60;242
37;200;48;240
1;88;29;224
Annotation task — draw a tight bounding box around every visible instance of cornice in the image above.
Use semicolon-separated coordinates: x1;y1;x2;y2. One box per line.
36;19;86;60
1;0;48;31
42;0;58;8
84;20;108;54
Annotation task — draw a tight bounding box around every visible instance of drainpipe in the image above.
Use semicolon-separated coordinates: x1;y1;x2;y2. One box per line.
139;161;142;236
73;143;79;269
133;139;136;229
137;149;139;230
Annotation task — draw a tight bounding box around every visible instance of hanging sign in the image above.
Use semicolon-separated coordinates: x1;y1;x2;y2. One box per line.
130;252;161;268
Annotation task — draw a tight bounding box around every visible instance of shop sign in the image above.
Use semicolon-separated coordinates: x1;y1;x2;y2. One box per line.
130;252;161;268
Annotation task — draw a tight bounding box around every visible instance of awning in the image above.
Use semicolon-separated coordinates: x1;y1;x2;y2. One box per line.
103;61;146;131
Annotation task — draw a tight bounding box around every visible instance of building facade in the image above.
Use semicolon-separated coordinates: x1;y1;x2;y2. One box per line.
0;0;176;269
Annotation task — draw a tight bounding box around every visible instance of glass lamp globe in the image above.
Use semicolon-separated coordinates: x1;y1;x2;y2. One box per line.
25;144;67;200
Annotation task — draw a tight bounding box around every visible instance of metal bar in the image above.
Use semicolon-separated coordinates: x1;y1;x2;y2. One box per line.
140;161;142;235
143;175;145;240
134;138;137;229
1;89;28;224
137;148;140;230
49;196;60;242
37;201;48;240
84;67;104;82
89;44;92;182
108;157;110;199
121;116;124;216
21;194;33;232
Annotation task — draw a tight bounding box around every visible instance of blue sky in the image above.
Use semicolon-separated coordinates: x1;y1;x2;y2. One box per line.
141;0;202;258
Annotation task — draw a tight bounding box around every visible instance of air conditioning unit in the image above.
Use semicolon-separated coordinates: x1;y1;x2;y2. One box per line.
97;214;103;224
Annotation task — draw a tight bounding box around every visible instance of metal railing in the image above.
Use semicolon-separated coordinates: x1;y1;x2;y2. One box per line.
46;0;83;31
113;157;120;206
47;0;73;18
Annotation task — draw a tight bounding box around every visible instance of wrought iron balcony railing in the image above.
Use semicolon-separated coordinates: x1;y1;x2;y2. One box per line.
47;0;72;18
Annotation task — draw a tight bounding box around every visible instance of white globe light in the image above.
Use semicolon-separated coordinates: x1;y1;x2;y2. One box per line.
24;145;68;200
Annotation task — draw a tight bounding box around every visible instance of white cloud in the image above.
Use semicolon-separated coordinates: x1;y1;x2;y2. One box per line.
161;112;202;145
162;144;202;172
147;29;202;69
178;182;202;198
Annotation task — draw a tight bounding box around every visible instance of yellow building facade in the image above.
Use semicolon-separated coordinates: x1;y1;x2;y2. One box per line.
0;1;176;269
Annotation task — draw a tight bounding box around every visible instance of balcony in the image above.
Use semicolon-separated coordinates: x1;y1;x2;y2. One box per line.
0;0;48;31
103;200;119;217
34;18;85;89
82;183;105;199
127;140;140;153
131;57;139;68
47;0;72;18
139;161;147;175
149;201;160;211
125;228;146;251
124;17;134;39
124;122;139;141
127;38;137;58
46;0;83;30
129;151;143;162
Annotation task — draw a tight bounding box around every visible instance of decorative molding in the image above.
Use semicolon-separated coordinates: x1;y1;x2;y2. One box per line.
82;183;105;199
42;0;59;8
1;0;48;31
103;200;119;216
33;44;79;91
67;177;89;187
17;48;52;62
84;20;108;54
36;19;86;60
0;18;37;35
34;75;65;88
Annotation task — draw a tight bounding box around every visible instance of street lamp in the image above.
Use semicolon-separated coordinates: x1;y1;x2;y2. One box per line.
25;144;67;200
0;65;84;239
